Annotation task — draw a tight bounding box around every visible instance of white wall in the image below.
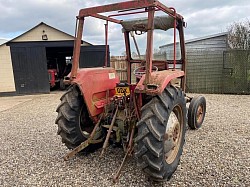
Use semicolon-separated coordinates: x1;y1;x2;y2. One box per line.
0;44;15;92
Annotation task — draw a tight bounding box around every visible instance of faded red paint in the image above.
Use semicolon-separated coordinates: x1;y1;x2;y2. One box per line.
135;70;184;95
70;0;187;118
72;68;119;119
79;0;156;17
70;18;84;80
48;69;58;88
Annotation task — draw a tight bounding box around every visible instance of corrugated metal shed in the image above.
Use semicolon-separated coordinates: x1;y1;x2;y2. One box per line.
159;32;229;94
160;32;228;52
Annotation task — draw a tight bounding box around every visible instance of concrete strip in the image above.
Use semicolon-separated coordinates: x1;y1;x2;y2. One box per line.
0;93;59;112
0;96;33;112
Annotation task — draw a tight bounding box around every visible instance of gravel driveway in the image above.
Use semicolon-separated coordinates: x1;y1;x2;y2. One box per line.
0;92;249;186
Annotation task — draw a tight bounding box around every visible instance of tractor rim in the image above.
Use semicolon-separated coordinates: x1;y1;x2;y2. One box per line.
196;105;204;124
164;105;183;164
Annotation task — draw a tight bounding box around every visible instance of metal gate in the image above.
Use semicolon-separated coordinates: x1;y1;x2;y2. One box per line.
223;50;250;94
186;50;224;94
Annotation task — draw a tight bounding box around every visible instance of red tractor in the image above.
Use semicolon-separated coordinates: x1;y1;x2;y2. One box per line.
48;69;58;88
55;0;206;182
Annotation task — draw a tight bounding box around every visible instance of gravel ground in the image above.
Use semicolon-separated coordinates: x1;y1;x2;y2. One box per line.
0;91;249;187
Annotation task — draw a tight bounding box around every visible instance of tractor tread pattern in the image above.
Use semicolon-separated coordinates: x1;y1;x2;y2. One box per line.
142;154;162;171
135;85;186;181
143;137;162;158
55;85;87;149
146;118;162;141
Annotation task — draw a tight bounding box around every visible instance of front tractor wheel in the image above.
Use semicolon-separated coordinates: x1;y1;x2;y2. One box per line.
135;85;186;181
188;95;206;130
55;85;102;150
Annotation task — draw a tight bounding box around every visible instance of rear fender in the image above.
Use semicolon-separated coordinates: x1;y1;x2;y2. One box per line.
71;67;119;121
135;70;184;95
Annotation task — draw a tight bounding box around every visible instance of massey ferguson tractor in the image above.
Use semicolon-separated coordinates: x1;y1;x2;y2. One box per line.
55;0;206;182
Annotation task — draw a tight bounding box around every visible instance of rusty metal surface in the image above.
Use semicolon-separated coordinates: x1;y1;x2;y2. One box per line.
91;13;121;24
171;7;177;69
113;145;134;183
164;110;182;164
105;22;108;67
135;70;184;94
196;105;204;124
154;1;183;20
100;105;119;157
178;20;187;92
79;0;156;17
78;0;184;21
113;123;135;183
145;7;155;84
124;32;132;83
67;1;188;180
71;0;186;91
70;18;84;80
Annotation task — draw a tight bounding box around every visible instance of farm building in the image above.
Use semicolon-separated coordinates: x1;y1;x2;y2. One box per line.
160;32;228;52
159;32;232;94
0;22;108;95
160;32;250;94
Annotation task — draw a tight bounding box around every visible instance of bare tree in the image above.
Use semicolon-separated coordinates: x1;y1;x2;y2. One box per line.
227;19;250;50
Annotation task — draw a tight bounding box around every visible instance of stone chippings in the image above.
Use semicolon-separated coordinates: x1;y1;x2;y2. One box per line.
0;92;249;186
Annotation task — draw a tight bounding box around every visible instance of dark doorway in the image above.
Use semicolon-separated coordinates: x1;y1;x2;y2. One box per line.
46;47;73;90
80;45;110;67
46;46;109;90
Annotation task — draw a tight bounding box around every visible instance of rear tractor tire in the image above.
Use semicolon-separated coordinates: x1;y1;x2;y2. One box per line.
187;95;206;130
135;85;186;181
55;85;102;150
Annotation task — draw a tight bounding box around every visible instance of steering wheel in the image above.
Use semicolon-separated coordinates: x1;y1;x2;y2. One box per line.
133;65;158;79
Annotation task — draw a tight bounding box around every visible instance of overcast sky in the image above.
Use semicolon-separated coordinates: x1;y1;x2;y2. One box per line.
0;0;250;55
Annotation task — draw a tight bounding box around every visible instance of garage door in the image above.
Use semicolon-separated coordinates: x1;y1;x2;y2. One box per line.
11;47;49;94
